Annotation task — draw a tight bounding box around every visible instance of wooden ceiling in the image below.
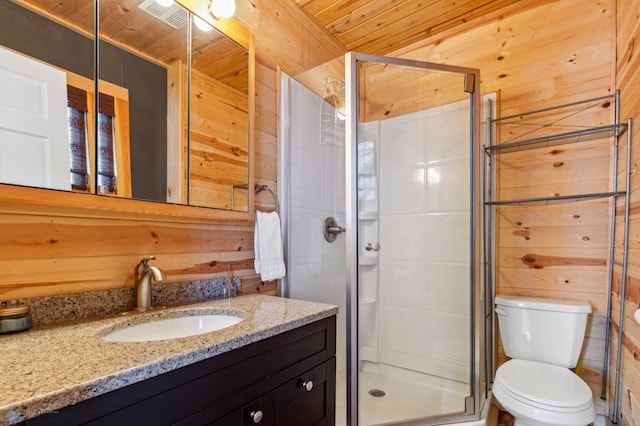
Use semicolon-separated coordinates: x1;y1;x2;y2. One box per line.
295;0;526;55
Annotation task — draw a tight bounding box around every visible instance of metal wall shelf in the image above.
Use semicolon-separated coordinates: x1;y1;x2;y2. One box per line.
485;191;626;206
484;123;627;154
483;90;632;423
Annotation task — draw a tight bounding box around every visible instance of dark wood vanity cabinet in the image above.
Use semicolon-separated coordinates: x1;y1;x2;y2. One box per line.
24;316;336;426
208;360;332;426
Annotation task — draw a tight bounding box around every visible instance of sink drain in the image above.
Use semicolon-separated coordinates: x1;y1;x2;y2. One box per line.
368;389;386;397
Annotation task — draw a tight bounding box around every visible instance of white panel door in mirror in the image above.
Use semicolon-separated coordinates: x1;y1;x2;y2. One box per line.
0;47;70;191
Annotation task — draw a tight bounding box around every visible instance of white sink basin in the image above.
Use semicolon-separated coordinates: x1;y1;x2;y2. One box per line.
102;314;243;342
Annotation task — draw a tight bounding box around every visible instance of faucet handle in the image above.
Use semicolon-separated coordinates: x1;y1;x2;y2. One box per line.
136;256;157;275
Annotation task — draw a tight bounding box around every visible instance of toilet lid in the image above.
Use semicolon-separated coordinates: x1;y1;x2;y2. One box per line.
495;359;593;409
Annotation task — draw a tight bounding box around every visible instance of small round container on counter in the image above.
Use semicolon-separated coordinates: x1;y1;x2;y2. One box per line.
0;303;32;334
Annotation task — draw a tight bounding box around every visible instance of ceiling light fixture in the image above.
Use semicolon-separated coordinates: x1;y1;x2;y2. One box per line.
155;0;175;7
209;0;236;19
193;15;213;32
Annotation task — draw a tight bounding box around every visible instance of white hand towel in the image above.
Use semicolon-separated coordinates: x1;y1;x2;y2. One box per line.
254;210;286;281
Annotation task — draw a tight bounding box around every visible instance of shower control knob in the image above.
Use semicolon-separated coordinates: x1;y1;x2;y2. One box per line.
301;379;314;392
250;410;263;423
365;242;381;252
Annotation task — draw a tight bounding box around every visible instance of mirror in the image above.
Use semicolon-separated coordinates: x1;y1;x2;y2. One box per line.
0;0;95;192
98;0;190;202
0;0;250;212
189;17;250;210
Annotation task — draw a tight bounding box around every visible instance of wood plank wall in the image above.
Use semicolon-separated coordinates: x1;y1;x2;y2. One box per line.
614;0;640;423
3;0;638;420
189;67;250;210
0;0;343;301
392;0;615;416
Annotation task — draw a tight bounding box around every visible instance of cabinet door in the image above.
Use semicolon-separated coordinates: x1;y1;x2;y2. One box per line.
211;360;336;426
209;393;279;426
241;394;277;426
277;359;335;426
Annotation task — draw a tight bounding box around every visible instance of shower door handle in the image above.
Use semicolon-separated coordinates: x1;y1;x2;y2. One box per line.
324;217;345;243
365;242;380;252
327;225;345;234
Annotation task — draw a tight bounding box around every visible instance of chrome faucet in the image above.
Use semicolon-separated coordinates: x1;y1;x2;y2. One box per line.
135;256;166;311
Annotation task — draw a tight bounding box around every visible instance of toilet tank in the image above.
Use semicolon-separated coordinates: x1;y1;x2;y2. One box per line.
495;295;591;368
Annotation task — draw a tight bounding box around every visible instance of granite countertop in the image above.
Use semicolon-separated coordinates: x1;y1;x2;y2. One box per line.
0;294;338;424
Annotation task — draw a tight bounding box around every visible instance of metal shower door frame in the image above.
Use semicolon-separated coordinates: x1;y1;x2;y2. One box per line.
345;52;483;425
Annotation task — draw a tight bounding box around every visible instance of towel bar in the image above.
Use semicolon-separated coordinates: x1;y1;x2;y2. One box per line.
231;183;280;213
254;184;279;213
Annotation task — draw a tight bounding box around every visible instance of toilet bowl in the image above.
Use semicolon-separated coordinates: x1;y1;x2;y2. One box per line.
493;295;595;426
493;359;595;426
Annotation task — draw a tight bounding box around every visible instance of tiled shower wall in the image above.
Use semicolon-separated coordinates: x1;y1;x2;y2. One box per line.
376;100;472;382
285;76;347;371
285;74;473;385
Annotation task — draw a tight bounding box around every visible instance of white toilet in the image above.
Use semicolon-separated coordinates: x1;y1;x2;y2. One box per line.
493;295;596;426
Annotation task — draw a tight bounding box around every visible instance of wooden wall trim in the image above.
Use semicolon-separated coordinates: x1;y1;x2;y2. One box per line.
0;185;253;225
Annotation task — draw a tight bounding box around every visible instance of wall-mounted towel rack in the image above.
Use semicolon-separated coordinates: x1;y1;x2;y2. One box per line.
231;184;279;212
254;184;279;213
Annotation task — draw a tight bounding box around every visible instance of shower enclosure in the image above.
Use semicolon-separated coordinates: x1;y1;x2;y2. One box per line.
280;53;489;425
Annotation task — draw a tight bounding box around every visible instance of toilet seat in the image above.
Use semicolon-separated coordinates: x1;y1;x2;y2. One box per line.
493;359;595;425
497;359;592;409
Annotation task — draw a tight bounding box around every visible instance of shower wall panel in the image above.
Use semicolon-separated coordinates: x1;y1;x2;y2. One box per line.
376;99;471;383
287;77;347;377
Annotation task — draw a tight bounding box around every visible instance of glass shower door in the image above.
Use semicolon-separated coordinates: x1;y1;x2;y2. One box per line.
282;52;484;426
346;53;482;425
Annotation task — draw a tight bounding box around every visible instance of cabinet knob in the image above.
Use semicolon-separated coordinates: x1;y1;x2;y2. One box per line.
249;410;263;423
302;380;314;392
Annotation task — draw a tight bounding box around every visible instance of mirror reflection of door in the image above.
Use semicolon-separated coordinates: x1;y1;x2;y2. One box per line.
0;0;95;194
0;47;71;191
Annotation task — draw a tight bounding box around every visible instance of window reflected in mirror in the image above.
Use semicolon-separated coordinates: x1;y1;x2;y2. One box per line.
68;85;92;192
